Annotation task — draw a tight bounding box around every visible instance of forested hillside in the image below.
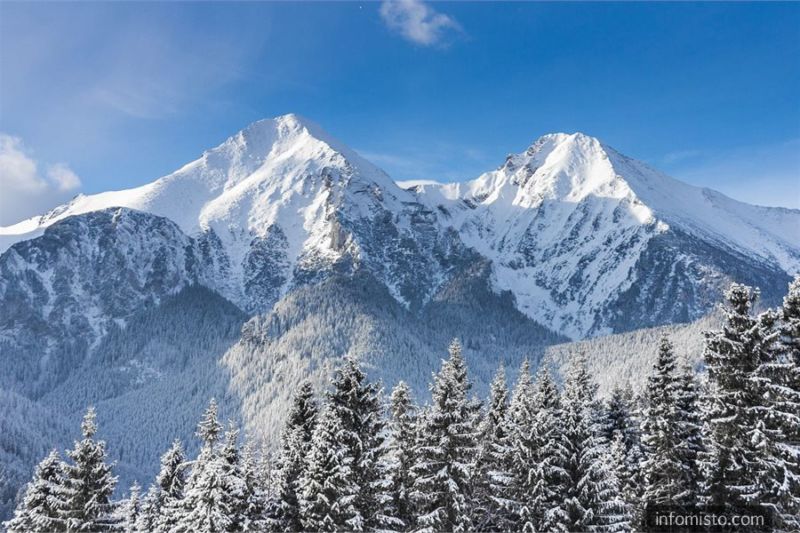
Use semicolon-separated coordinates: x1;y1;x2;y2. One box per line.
6;278;799;532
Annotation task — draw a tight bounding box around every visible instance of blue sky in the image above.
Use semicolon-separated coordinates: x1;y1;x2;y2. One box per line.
1;1;798;224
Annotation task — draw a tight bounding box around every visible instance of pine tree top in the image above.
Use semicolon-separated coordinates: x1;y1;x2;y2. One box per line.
197;398;223;447
81;407;98;439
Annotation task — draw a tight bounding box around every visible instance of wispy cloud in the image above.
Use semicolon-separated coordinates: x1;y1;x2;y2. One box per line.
0;134;82;225
379;0;461;47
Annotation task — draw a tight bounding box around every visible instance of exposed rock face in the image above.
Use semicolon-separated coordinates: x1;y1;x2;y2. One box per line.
407;132;798;337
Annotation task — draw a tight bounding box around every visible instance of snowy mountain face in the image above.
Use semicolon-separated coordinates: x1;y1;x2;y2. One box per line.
405;133;799;338
0;115;466;314
0;208;217;397
1;117;796;348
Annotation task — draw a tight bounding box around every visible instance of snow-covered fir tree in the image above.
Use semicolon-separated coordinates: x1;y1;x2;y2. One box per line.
673;360;704;510
603;383;644;525
506;358;536;531
4;450;69;533
605;434;634;533
383;381;418;530
240;443;269;532
61;407;119;532
269;379;318;532
118;482;141;533
298;404;358;531
507;363;565;531
196;398;224;448
326;357;396;531
771;276;800;529
641;336;685;507
559;354;626;532
219;424;249;531
521;366;569;533
175;452;236;532
701;284;781;511
747;297;800;531
136;486;159;532
173;400;237;533
472;365;515;531
603;382;643;469
410;339;477;533
149;439;188;533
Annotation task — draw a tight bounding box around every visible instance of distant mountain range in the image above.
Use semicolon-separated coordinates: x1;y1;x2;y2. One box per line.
1;114;797;516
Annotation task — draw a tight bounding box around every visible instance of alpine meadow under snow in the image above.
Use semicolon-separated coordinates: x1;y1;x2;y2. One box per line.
0;114;799;530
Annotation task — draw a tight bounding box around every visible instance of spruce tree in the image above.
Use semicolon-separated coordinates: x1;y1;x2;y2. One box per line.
605;434;635;533
119;482;141;533
384;381;418;530
522;366;569;533
506;358;536;531
507;363;565;531
604;383;642;463
701;284;779;510
240;443;268;532
473;365;515;531
775;276;800;529
196;398;223;448
673;361;704;510
298;404;358;531
270;380;318;532
749;294;800;531
151;439;188;533
62;407;118;532
325;357;391;531
604;383;644;525
4;450;69;533
641;336;684;507
219;424;248;531
136;487;159;533
410;339;477;533
559;355;623;532
174;400;235;533
176;454;236;532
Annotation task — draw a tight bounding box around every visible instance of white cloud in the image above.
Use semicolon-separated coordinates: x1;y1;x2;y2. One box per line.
0;134;82;225
380;0;461;46
47;163;82;191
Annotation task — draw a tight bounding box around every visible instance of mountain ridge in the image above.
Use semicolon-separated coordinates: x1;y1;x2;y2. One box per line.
1;116;798;339
404;130;798;337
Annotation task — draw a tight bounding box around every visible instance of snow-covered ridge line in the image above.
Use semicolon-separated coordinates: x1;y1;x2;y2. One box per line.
1;115;797;339
404;131;799;337
0;113;399;251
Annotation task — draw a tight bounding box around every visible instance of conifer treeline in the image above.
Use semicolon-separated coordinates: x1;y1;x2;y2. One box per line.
5;279;800;532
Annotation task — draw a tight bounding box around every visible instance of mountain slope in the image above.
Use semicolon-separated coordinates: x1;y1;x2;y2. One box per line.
3;120;796;339
0;114;469;314
543;311;722;398
0;208;217;397
406;132;799;337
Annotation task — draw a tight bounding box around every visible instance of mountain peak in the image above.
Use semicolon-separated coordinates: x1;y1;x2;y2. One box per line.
0;114;400;254
239;113;328;146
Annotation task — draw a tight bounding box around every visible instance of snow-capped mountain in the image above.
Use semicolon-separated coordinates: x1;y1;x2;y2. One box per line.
0;114;469;315
2;119;798;342
404;132;799;337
